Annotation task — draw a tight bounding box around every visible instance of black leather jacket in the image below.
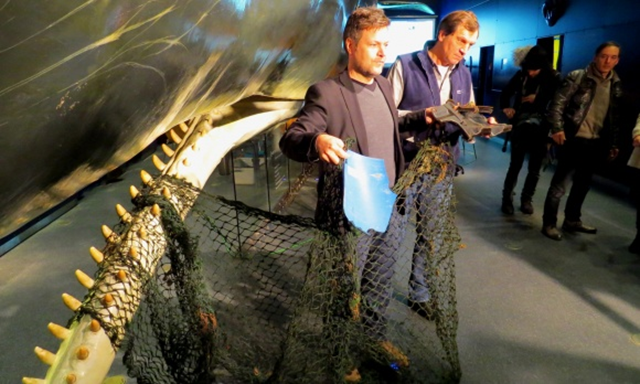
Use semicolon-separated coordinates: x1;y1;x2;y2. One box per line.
500;68;561;118
546;63;622;148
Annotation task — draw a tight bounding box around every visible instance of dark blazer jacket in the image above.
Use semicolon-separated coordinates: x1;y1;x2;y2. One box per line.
279;70;432;223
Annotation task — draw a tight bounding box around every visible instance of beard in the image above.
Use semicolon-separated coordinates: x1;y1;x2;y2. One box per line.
351;60;383;80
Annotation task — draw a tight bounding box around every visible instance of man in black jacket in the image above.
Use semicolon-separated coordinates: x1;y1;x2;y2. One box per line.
541;41;622;241
279;6;437;365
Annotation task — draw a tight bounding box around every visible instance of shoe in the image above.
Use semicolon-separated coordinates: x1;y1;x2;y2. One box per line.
629;236;640;255
562;220;597;234
541;225;562;241
501;199;514;215
520;200;534;215
407;299;437;321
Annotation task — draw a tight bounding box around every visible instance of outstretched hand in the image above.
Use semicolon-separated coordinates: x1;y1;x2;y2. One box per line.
551;131;566;145
503;108;516;119
315;133;349;165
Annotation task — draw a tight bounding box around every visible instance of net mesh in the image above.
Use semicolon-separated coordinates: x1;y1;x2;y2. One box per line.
88;140;462;383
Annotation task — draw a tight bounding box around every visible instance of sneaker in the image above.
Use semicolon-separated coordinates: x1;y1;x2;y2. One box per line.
562;220;597;234
541;225;562;241
520;200;534;215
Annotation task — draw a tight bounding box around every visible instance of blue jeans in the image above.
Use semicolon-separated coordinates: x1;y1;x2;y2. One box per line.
356;206;404;340
406;169;455;303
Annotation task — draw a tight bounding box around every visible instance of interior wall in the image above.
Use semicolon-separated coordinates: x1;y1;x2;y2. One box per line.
438;0;640;184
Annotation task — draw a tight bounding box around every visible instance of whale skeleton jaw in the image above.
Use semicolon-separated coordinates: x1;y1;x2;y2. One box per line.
23;98;302;384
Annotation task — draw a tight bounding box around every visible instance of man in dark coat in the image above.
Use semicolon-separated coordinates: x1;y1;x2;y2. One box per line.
541;41;622;240
500;45;561;215
279;6;436;362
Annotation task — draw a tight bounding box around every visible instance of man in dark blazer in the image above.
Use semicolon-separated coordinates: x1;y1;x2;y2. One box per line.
279;6;436;364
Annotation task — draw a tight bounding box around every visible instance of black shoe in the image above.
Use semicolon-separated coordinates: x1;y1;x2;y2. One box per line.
629;236;640;255
501;200;514;215
562;220;597;234
407;299;437;321
520;200;534;215
541;225;562;241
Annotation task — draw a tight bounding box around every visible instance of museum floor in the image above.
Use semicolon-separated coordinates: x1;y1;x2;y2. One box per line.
1;137;639;383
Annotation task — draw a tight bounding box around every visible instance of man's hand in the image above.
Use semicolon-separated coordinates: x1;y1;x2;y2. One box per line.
633;135;640;147
551;131;566;145
521;94;536;104
424;107;436;124
503;108;516;119
315;133;348;165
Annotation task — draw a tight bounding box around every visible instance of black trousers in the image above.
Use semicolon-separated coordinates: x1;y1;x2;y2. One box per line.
542;137;607;227
502;122;548;202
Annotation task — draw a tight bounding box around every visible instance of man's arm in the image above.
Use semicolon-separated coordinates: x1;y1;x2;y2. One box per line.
500;71;521;119
279;84;328;163
546;70;582;145
279;83;348;165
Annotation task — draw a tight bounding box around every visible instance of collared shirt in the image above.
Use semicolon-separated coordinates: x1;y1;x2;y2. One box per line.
576;63;612;139
387;49;475;116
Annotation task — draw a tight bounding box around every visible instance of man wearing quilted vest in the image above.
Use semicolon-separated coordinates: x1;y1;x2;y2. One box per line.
386;10;478;319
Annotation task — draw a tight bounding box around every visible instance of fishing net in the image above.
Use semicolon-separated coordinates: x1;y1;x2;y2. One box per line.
83;138;462;383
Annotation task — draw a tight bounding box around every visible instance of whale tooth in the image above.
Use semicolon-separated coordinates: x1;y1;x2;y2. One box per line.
22;377;46;384
168;128;182;144
117;270;127;281
48;322;70;340
182;158;191;167
152;154;165;171
34;346;56;365
65;373;77;384
162;187;171;199
90;319;101;333
161;143;175;157
75;269;94;289
76;346;90;360
115;204;132;223
101;225;118;242
179;122;189;132
129;246;139;260
89;246;104;264
102;293;115;307
139;227;147;240
62;293;82;311
152;204;161;217
130;185;140;199
140;170;152;185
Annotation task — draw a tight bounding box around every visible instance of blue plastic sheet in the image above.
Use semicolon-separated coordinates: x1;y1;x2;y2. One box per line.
343;150;397;233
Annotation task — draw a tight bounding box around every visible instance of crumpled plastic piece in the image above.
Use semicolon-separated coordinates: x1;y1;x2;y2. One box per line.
432;100;512;139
